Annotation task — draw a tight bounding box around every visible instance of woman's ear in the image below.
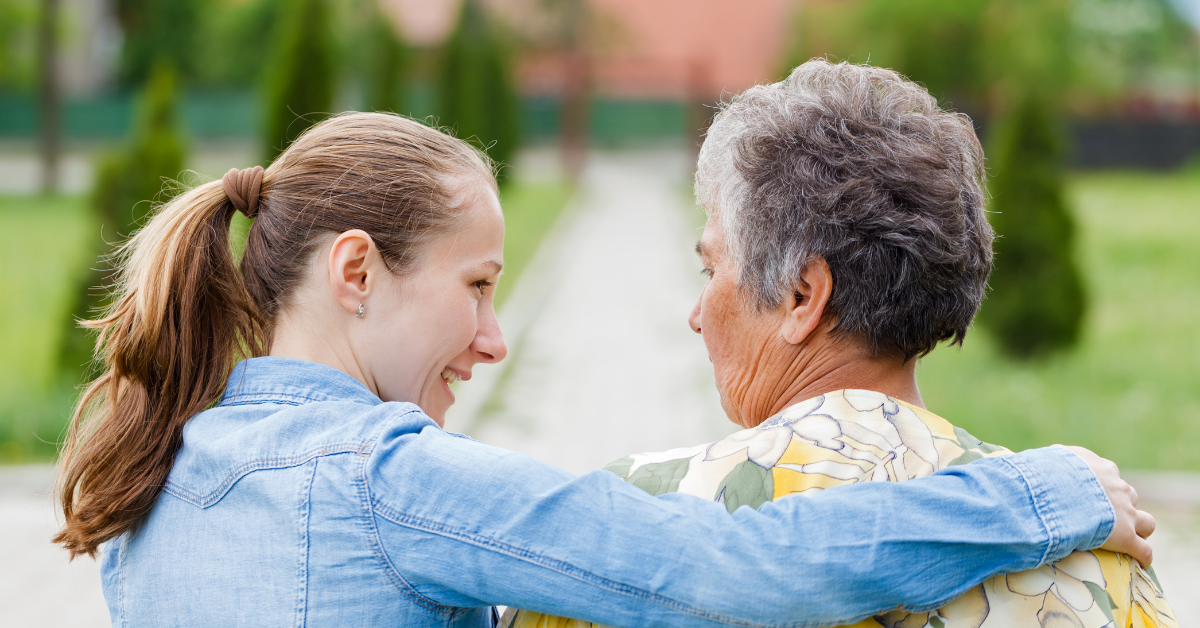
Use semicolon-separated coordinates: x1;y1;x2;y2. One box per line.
780;258;833;345
327;230;379;316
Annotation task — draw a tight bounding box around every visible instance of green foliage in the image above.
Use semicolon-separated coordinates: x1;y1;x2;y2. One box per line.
437;0;520;181
860;0;990;106
0;0;35;90
980;96;1086;358
363;9;410;114
784;0;1198;114
114;0;201;86
196;0;285;88
60;64;186;381
0;195;90;463
262;0;335;160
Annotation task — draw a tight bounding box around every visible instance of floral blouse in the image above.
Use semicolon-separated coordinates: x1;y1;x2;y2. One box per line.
502;389;1178;628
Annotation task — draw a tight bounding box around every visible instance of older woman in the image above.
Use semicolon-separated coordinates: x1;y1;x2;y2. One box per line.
507;60;1175;628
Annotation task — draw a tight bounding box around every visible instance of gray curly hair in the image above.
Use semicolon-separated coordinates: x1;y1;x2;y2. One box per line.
695;59;993;360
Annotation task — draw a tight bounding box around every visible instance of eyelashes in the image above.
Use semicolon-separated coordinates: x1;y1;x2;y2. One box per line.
700;268;713;279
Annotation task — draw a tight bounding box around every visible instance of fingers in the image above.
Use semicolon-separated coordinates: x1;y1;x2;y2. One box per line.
1135;509;1156;540
1127;535;1154;570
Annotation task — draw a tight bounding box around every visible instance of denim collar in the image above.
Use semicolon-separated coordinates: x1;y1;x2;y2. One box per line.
218;356;383;408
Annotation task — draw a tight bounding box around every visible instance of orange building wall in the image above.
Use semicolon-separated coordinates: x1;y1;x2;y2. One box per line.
383;0;798;99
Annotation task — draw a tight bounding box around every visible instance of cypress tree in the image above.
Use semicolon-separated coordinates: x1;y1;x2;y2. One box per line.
61;64;186;378
437;0;520;181
363;9;410;114
262;0;335;160
980;95;1086;358
114;0;200;86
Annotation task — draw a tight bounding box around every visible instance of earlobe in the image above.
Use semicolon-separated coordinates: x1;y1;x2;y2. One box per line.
327;229;378;315
780;258;833;346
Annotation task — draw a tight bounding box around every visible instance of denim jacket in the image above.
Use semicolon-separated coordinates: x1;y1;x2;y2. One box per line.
100;357;1115;628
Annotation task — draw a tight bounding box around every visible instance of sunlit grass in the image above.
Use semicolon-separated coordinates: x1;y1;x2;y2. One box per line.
919;171;1200;470
0;195;93;462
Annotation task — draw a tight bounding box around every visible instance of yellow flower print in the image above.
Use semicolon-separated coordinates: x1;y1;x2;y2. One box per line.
704;395;840;468
1000;551;1116;627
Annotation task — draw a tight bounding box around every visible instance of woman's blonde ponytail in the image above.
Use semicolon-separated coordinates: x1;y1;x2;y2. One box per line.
54;181;265;558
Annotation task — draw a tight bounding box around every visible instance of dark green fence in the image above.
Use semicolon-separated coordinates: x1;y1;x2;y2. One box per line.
0;91;689;144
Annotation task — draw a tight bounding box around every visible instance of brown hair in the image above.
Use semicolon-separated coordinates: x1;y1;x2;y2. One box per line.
54;112;495;558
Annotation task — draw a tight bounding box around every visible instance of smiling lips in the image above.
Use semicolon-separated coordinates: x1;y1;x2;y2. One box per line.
440;368;460;386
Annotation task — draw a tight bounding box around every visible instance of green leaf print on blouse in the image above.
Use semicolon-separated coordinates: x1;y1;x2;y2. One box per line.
714;460;773;513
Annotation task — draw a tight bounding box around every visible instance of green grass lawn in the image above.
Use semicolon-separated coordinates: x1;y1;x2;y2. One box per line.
0;195;94;462
0;180;572;463
919;171;1200;470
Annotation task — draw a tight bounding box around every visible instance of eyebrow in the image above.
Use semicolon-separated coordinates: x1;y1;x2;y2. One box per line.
694;241;705;257
483;260;503;273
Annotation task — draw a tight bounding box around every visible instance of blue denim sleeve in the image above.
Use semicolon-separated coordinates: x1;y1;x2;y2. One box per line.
365;422;1114;628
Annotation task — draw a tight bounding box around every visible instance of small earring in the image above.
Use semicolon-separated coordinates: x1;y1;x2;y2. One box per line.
355;303;365;318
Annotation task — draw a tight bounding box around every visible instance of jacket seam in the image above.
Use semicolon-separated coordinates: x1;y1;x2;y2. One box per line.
116;534;129;627
998;454;1059;566
294;458;318;628
353;453;462;615
218;393;313;406
369;501;786;628
164;445;361;507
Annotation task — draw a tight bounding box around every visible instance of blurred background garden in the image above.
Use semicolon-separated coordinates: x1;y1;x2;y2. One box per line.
0;0;1198;472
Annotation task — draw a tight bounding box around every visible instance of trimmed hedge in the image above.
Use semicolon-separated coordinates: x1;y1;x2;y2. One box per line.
980;96;1086;357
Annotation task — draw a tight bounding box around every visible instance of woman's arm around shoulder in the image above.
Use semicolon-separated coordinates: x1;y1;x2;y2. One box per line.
362;420;1117;628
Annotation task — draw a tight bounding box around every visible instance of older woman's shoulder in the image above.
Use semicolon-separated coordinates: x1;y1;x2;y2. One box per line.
601;390;1013;513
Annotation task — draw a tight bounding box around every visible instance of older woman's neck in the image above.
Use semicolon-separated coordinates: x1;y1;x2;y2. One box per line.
759;344;923;425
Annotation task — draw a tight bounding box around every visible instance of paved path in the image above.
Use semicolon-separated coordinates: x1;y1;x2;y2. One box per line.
0;465;109;627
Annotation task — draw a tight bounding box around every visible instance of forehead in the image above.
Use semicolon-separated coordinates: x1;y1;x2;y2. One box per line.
696;214;726;260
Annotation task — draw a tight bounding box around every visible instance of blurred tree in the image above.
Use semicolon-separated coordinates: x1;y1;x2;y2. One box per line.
37;0;59;194
437;0;520;182
262;0;335;160
363;5;410;114
980;95;1086;357
114;0;201;86
871;0;991;111
0;0;35;89
196;0;285;88
60;64;186;380
977;0;1087;357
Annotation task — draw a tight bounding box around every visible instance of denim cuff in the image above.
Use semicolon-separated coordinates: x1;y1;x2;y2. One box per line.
1000;446;1116;566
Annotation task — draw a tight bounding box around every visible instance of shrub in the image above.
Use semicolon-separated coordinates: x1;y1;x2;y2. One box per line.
60;64;186;380
979;95;1086;358
262;0;335;160
114;0;201;86
363;9;410;114
437;0;520;181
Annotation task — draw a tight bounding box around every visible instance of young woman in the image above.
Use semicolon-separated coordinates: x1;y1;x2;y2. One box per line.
55;112;1139;627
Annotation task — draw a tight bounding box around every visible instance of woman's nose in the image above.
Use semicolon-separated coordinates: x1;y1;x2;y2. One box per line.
688;297;702;334
473;311;508;363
